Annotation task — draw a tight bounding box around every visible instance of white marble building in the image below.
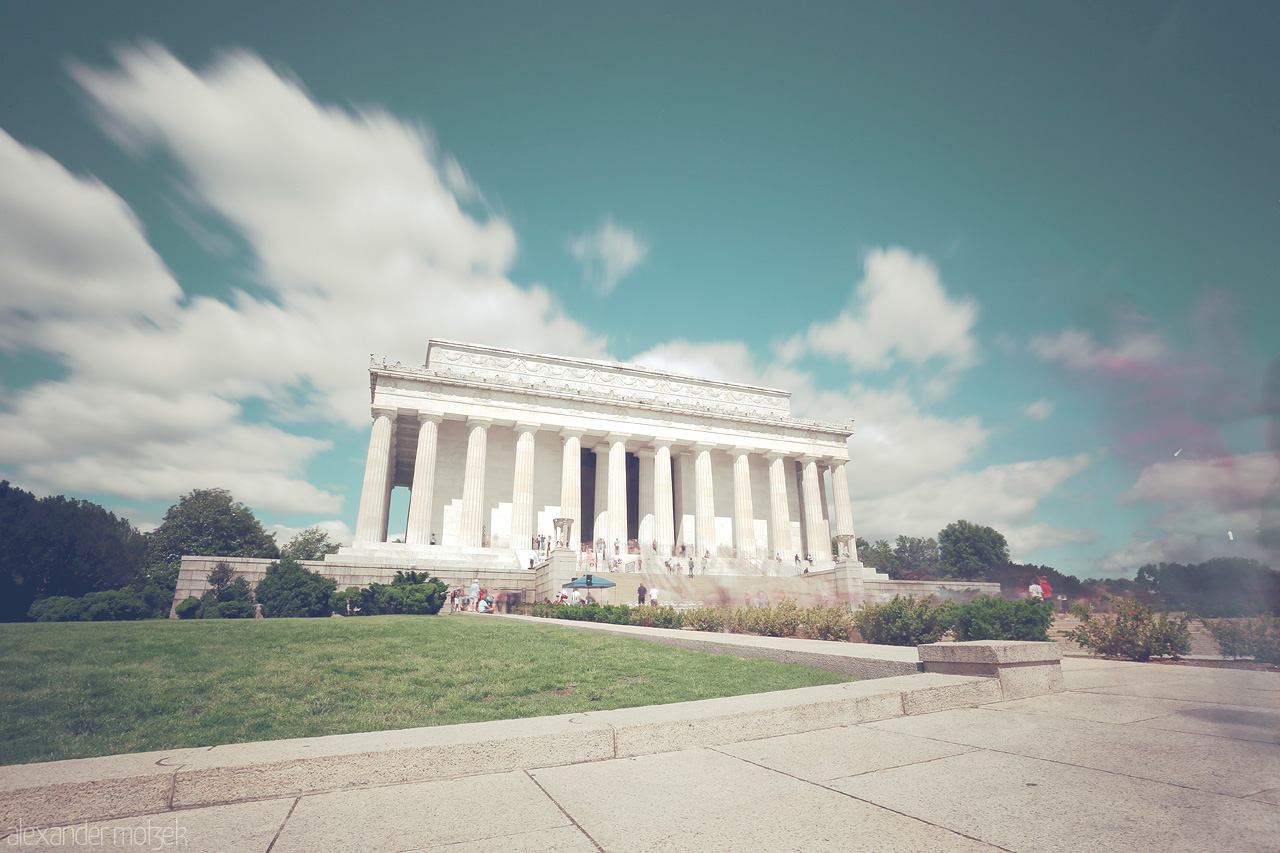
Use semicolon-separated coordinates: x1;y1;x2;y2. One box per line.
344;340;859;572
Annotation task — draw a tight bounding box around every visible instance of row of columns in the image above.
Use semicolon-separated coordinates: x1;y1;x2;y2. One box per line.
353;411;857;560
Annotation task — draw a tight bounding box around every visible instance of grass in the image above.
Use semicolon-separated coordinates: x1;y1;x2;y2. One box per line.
0;615;850;765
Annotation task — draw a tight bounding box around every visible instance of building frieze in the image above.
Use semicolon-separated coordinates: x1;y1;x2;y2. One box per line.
372;358;852;440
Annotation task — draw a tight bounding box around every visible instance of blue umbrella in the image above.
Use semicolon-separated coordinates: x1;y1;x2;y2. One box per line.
561;574;617;589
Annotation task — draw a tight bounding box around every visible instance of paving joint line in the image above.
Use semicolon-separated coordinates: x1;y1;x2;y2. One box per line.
704;745;1014;852
263;796;298;853
522;769;604;853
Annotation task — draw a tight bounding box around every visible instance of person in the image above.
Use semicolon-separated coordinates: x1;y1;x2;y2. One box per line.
571;588;581;605
449;587;458;613
1039;576;1054;605
756;589;768;608
477;596;489;613
688;557;695;577
529;557;535;570
795;554;801;566
1058;593;1068;614
470;578;480;600
744;592;752;608
649;585;659;607
1028;579;1043;600
637;582;648;606
429;533;436;545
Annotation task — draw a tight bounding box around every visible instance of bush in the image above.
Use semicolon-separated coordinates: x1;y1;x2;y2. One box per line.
1201;616;1280;664
951;596;1054;642
175;596;203;619
202;600;256;619
1066;595;1191;661
684;607;724;632
27;589;152;622
255;556;338;618
648;606;685;629
348;571;447;616
853;595;955;646
799;604;857;642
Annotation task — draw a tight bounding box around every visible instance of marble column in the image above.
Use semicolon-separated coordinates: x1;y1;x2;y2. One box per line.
693;444;716;557
818;461;833;554
592;445;610;551
731;447;756;559
510;423;539;548
636;448;655;552
559;429;584;550
765;452;792;560
405;413;442;545
607;434;630;558
653;440;675;557
459;418;490;547
800;456;829;560
354;408;396;543
830;460;855;535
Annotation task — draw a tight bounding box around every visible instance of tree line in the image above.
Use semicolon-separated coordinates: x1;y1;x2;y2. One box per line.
3;482;1276;620
0;482;337;622
856;519;1279;616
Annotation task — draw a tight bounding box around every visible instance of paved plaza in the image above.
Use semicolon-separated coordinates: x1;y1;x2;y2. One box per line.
3;627;1276;853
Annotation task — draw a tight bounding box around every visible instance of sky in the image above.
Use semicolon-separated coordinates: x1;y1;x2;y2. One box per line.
1;2;1278;578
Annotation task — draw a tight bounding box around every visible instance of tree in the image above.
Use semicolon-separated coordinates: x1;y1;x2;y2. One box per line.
893;536;942;579
143;489;279;590
938;520;1010;580
281;527;341;561
1135;558;1279;616
861;539;900;575
0;481;147;621
255;556;337;618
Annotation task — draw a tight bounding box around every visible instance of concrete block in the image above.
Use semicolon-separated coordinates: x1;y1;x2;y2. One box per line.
0;748;207;829
918;641;1064;700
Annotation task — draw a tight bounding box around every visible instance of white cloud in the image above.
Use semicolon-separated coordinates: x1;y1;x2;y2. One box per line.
568;217;648;295
0;44;608;515
268;519;354;548
849;454;1095;560
1095;452;1279;574
1029;327;1167;373
0;128;180;350
781;247;979;373
1024;399;1055;422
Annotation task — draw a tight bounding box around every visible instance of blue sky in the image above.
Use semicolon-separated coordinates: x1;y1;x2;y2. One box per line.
1;2;1277;577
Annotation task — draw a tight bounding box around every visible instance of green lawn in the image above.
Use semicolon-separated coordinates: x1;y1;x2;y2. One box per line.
0;615;849;765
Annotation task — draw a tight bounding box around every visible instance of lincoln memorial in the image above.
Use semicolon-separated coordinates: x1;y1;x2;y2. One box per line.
172;341;1000;612
343;339;857;570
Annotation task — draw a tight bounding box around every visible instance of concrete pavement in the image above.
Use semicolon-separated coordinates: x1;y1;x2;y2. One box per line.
2;644;1276;850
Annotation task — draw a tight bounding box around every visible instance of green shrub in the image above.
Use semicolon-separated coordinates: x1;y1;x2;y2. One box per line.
175;596;203;619
649;606;685;629
27;589;152;622
852;595;955;646
799;604;857;642
255;556;338;618
951;596;1054;641
685;607;724;632
202;600;256;619
1066;595;1191;661
348;571;447;616
1201;616;1280;664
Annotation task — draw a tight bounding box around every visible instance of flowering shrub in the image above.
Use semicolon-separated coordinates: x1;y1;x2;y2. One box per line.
1067;595;1190;661
1201;616;1280;664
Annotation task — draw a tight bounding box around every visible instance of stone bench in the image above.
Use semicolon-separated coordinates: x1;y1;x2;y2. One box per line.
917;640;1064;700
